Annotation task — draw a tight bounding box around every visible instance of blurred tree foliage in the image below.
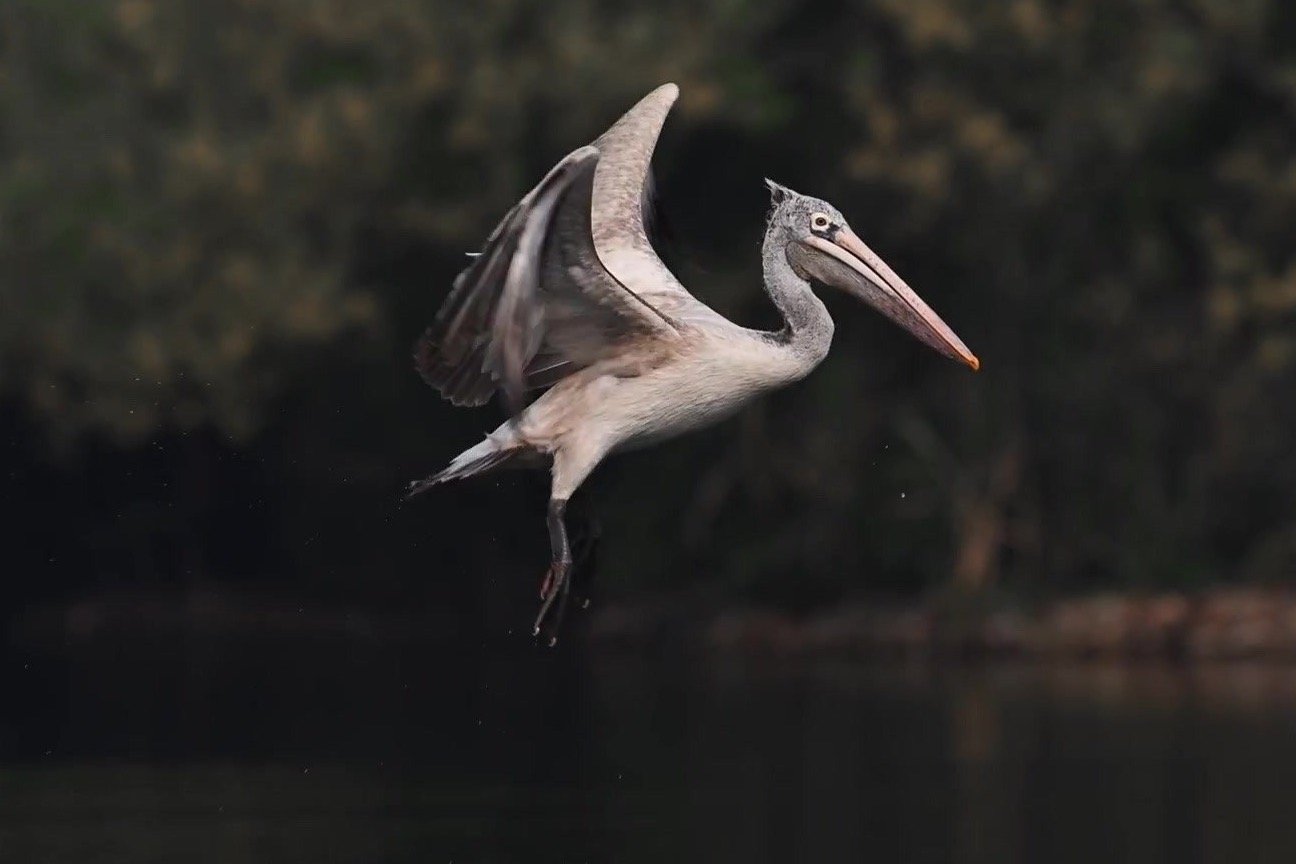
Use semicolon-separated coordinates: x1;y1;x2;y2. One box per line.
3;0;1296;601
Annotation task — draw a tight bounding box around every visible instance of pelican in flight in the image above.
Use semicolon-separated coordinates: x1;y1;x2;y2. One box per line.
409;84;979;643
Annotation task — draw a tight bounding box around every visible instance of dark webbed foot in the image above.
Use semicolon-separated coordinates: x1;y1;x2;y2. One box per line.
532;499;603;644
533;498;573;646
533;560;571;645
535;572;573;648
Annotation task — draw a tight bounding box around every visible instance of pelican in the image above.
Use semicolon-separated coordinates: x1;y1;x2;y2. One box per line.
409;84;979;643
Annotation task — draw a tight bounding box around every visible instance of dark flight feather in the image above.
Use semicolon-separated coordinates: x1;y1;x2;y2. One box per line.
415;146;678;413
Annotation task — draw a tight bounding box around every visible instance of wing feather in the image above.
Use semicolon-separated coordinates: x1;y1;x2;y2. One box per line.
589;84;734;330
417;83;733;411
415;145;681;410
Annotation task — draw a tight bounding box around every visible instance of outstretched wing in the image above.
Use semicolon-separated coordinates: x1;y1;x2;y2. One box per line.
415;146;682;410
590;83;733;330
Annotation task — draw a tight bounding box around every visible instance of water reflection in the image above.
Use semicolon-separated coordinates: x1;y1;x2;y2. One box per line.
3;630;1296;863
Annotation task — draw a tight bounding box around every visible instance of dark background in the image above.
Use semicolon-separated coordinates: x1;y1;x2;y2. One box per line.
4;3;1296;861
8;0;1296;617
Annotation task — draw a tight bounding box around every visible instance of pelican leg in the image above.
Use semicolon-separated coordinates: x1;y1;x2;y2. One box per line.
533;498;572;645
539;503;598;602
534;442;607;644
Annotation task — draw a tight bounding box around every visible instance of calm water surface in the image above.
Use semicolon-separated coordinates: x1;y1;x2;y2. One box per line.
3;625;1296;863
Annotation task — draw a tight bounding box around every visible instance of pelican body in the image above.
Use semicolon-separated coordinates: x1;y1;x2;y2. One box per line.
410;85;979;643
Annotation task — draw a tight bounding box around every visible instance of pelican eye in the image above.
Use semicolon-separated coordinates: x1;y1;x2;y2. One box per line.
810;213;832;232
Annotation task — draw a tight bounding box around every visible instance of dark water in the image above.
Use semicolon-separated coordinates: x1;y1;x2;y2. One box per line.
4;624;1296;863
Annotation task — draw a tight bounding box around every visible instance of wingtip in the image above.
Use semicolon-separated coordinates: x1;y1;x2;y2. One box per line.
632;83;678;113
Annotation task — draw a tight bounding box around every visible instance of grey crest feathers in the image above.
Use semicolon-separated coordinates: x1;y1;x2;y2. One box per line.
764;178;794;204
763;180;846;236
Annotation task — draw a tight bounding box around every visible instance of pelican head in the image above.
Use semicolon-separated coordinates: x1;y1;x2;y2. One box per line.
765;179;979;370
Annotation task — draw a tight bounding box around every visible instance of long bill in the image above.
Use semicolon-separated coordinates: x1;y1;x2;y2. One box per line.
803;229;980;371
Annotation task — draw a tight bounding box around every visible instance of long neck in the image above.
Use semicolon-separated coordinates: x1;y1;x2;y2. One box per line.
759;233;834;371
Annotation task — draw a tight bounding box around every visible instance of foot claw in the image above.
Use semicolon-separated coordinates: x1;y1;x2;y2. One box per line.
533;558;572;643
539;567;555;600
